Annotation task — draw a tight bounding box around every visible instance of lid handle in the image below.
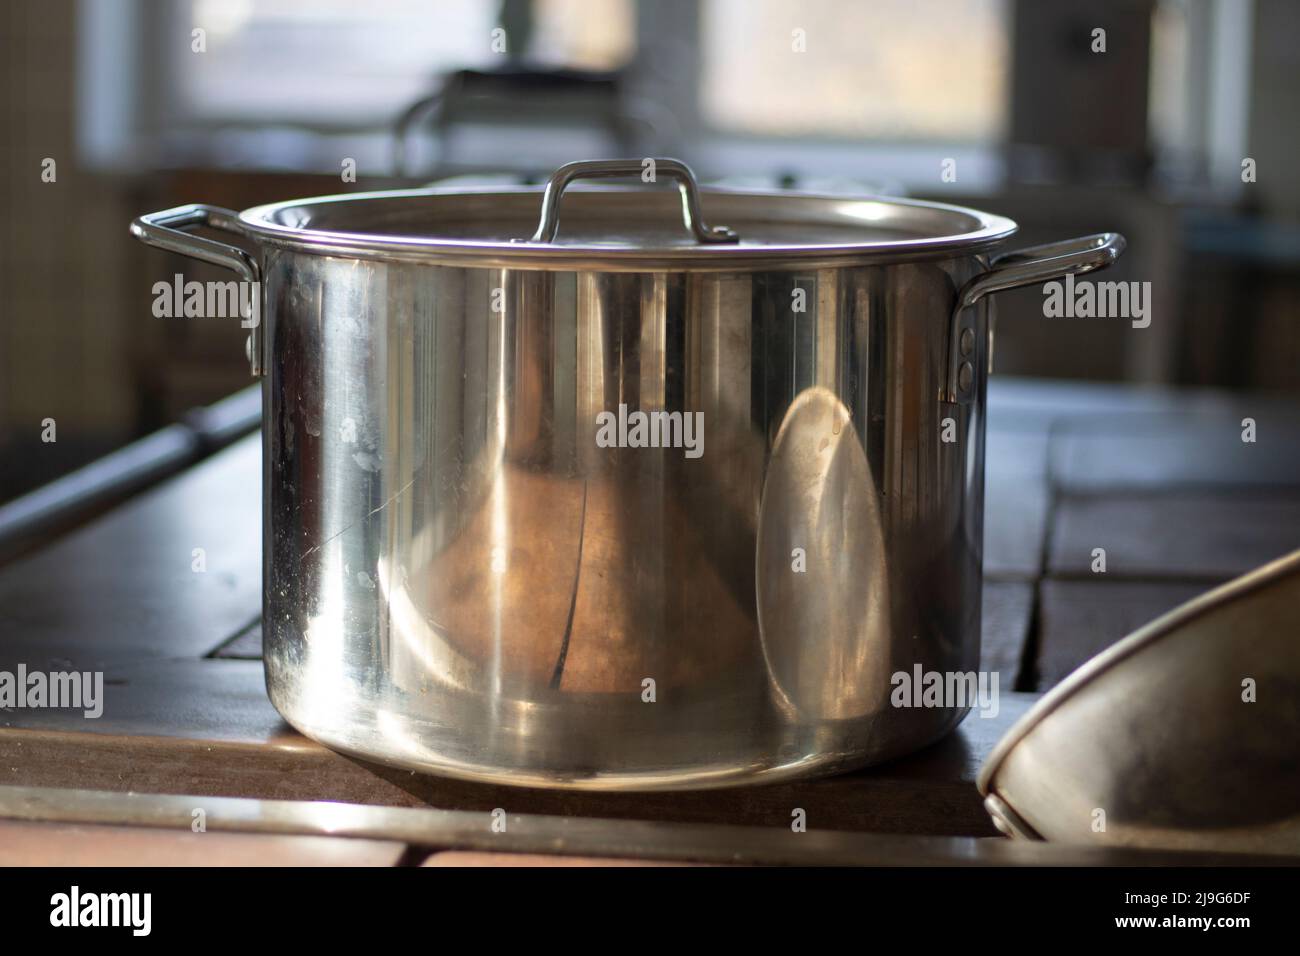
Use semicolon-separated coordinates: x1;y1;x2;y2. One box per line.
528;158;739;244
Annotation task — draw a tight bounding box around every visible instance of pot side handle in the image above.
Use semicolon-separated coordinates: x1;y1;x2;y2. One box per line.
944;232;1126;404
130;204;263;377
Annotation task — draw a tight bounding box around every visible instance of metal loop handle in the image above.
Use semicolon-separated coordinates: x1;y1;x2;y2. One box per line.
961;232;1126;309
130;204;263;376
528;158;739;244
945;232;1126;404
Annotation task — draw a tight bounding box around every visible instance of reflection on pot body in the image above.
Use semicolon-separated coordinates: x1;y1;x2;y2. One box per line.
758;385;892;722
261;253;985;788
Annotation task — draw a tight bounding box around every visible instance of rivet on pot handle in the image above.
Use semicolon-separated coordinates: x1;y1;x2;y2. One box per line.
527;158;739;244
130;204;264;377
944;232;1126;404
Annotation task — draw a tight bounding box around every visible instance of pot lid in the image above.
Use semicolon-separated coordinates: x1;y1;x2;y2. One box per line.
239;158;1018;271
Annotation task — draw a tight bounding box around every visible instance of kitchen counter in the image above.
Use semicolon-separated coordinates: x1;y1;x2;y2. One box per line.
2;377;1298;864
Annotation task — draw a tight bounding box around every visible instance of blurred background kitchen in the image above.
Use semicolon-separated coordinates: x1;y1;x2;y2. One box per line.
1;0;1297;514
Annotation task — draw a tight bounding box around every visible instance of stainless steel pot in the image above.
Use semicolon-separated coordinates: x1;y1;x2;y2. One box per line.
132;158;1125;790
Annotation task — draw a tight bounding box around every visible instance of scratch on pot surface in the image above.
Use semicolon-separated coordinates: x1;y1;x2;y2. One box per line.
300;475;417;562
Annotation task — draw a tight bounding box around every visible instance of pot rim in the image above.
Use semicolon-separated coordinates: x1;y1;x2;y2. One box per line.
237;185;1020;271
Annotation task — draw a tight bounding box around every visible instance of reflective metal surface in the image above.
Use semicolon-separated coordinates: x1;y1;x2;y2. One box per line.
980;548;1300;856
257;253;989;788
237;182;1020;270
132;169;1125;789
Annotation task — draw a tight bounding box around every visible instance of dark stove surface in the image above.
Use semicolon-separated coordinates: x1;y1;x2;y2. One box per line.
3;378;1299;864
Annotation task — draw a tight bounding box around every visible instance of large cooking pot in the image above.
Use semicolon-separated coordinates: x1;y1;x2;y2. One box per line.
132;158;1124;790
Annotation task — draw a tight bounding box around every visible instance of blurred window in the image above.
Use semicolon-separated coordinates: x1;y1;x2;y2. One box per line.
699;0;1010;142
92;0;1233;188
169;0;636;125
1149;0;1192;155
